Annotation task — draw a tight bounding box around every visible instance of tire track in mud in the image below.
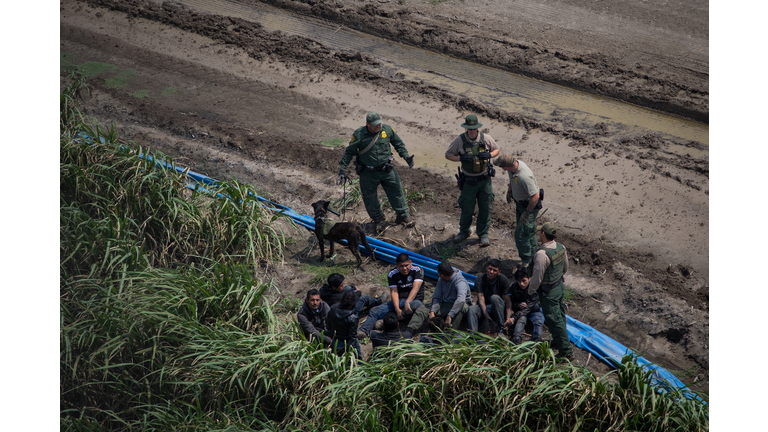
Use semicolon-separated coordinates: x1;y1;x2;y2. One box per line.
61;22;343;139
150;0;709;150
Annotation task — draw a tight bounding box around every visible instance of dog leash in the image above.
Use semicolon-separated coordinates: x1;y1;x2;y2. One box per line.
341;181;347;222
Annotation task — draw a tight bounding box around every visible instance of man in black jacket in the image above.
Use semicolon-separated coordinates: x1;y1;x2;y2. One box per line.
296;289;332;347
328;290;363;359
504;267;544;344
320;273;387;313
467;259;510;333
370;311;413;350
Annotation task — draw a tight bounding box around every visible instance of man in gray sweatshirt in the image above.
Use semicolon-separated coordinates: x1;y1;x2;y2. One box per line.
408;262;472;332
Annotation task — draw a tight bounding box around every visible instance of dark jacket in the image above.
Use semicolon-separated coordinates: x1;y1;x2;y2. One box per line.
296;301;330;340
328;304;359;341
370;329;413;349
319;284;360;307
339;124;409;170
508;281;541;319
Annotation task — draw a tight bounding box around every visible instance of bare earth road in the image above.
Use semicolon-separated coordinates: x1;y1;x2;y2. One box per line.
59;0;709;395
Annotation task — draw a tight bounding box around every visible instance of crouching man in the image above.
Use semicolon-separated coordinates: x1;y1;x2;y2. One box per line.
296;289;332;347
328;290;363;359
370;311;413;351
467;259;510;333
407;262;472;333
320;273;387;314
504;267;544;344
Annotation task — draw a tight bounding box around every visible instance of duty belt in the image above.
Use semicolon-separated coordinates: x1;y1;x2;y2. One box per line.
539;276;564;295
366;163;394;172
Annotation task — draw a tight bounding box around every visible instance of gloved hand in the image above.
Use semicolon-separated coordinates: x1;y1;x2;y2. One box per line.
506;188;513;204
459;153;474;163
520;210;531;224
337;170;350;185
478;151;492;161
405;155;414;168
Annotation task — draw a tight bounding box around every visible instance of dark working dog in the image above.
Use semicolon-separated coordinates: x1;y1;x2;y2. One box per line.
311;200;375;268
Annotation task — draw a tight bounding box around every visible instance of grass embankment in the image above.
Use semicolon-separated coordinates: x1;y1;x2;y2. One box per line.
60;74;707;431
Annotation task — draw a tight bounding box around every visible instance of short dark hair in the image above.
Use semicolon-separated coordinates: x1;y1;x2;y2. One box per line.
513;267;529;281
437;262;454;277
327;273;345;289
306;288;320;299
339;289;357;309
383;311;399;331
429;316;446;332
479;319;499;335
487;259;501;269
543;232;556;241
396;253;411;264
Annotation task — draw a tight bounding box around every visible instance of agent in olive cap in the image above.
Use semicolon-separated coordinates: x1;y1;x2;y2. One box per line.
527;222;573;360
495;154;541;266
338;112;415;230
444;114;500;246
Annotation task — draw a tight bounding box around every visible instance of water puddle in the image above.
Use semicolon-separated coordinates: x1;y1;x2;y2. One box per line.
154;0;709;156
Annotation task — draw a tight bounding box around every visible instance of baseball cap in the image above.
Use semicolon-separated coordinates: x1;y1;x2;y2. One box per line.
494;154;516;168
541;222;558;237
366;112;382;126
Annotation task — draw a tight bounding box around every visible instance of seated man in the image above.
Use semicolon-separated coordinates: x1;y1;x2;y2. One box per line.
328;290;363;359
407;262;472;333
504;266;544;344
296;289;332;347
467;259;510;333
357;253;425;338
370;311;413;350
320;273;387;314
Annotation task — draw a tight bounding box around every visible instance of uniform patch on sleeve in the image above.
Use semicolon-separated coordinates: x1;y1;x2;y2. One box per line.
350;136;356;143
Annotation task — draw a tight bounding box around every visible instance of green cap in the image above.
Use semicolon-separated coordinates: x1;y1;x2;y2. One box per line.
541;222;558;237
461;114;483;129
366;112;382;126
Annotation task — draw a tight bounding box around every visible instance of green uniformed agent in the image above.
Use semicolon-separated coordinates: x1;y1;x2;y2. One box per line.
444;114;500;246
337;112;414;229
496;155;541;266
527;223;573;360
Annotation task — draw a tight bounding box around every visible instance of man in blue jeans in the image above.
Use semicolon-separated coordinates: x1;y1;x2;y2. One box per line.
357;253;425;338
505;266;544;344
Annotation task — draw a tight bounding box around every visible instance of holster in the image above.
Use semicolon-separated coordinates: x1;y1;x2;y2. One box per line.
455;167;465;190
354;159;364;175
488;162;496;178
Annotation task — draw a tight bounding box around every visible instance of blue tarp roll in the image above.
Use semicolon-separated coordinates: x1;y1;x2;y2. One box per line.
142;150;698;401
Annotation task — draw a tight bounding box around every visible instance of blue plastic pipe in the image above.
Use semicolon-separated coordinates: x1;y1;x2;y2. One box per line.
137;148;700;401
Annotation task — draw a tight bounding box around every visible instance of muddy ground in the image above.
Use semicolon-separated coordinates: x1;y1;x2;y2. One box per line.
60;0;709;395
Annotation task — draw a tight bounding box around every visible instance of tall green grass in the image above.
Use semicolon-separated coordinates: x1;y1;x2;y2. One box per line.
60;74;707;431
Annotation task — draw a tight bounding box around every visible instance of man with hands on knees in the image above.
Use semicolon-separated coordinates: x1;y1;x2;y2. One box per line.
356;253;425;338
407;261;472;333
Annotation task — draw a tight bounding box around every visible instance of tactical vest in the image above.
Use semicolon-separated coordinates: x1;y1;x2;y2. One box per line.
460;132;488;175
540;243;566;289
